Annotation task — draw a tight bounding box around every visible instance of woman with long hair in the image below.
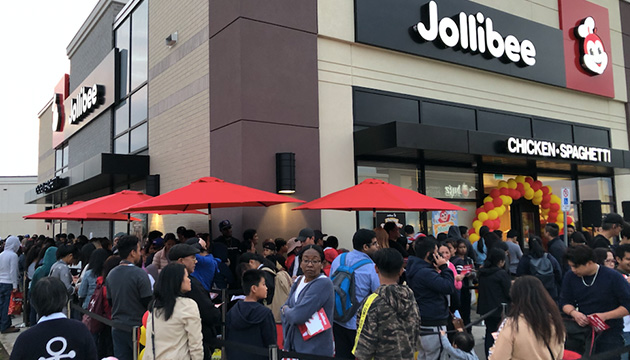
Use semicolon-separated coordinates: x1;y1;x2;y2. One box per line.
374;227;390;249
477;247;511;357
489;275;565;359
78;249;109;309
145;263;203;360
452;239;476;325
516;236;563;302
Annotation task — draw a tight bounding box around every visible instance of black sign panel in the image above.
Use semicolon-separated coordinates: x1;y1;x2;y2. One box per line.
355;0;566;87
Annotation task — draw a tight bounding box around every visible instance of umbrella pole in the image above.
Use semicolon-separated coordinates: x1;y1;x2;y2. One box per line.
373;209;377;229
80;220;84;236
208;204;213;239
127;214;131;234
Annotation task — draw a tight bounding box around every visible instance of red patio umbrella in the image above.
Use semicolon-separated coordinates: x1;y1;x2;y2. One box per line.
121;177;305;237
293;178;466;227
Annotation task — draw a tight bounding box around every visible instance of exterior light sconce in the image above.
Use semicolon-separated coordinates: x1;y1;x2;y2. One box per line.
276;152;296;194
165;32;177;47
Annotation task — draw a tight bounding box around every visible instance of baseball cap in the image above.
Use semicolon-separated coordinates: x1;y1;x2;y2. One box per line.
219;220;232;231
314;230;327;240
603;213;628;227
263;242;276;251
168;244;200;261
297;228;315;242
152;237;164;247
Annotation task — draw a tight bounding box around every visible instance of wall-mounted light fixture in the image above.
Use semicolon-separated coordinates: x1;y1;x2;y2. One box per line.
165;32;178;47
276;152;295;194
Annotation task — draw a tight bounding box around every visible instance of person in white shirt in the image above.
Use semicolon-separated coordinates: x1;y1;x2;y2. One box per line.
0;236;20;333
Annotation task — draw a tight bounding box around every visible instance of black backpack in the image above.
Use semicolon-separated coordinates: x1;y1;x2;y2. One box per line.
529;254;557;298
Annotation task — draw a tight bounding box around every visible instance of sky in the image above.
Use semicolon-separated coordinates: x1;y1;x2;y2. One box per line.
0;0;100;176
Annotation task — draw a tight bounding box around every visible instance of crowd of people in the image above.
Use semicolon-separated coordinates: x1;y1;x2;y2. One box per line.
3;211;630;359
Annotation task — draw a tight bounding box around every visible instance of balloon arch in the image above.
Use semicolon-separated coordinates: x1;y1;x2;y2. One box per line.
468;176;575;243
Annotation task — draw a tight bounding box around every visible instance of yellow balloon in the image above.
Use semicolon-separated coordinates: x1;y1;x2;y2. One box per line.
470;233;480;243
488;210;498;220
534;189;543;198
558;223;564;231
524;188;535;200
523;182;532;192
541;208;550;215
484;196;493;203
495;206;505;216
473;220;483;231
139;326;146;346
498;181;508;189
507;179;517;189
478;212;489;222
550;195;561;204
139;348;145;360
515;175;525;184
557;213;564;222
532;197;542;206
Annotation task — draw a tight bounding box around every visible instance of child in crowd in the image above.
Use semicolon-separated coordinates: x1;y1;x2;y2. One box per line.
225;269;276;360
440;329;480;360
353;248;421;360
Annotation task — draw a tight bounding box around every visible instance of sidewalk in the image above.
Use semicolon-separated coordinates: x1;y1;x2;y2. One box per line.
0;316;26;355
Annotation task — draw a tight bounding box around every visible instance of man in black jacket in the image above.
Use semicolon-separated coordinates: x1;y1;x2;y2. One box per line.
406;238;454;360
592;213;627;249
545;223;569;274
170;244;222;360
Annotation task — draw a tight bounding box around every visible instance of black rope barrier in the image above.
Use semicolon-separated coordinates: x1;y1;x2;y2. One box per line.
70;302;133;332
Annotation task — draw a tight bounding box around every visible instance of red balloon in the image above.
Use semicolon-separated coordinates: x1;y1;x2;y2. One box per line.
493;197;503;207
483;220;494;228
567;216;574;224
524;177;534;185
490;189;500;198
541;202;550;209
484;202;495;211
468;228;476;235
511;189;522;200
542;194;551;203
142;311;149;328
541;186;550;195
494;219;501;229
532;181;543;191
516;183;525;193
476;207;484;215
548;215;557;223
550;203;560;212
499;188;509;196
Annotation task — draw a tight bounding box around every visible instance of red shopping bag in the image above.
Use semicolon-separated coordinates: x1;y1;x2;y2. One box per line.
8;290;23;315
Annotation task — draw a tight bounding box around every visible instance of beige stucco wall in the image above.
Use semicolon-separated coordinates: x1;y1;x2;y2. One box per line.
147;0;211;234
317;0;629;244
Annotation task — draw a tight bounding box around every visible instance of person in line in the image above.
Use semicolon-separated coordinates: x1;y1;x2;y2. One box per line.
451;239;476;325
473;226;491;266
592;213;628;249
440;329;479;360
282;245;334;357
329;229;380;359
545;223;569;273
49;244;79;317
561;245;630;358
406;238;455;360
78;248;109;309
353;248;421;360
449;225;476;264
477;247;511;357
383;222;408;258
515;236;562;302
226;269;276;360
594;247;616;269
152;233;177;272
10;277;97;360
615;244;630;360
569;231;588;247
169;244;222;360
505;230;523;276
106;236;153;360
145;263;203;360
29;246;57;325
489;276;565;360
0;236;20;334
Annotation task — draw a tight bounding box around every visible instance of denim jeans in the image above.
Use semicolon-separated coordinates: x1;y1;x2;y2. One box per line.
622;332;630;360
0;283;13;332
111;328;134;360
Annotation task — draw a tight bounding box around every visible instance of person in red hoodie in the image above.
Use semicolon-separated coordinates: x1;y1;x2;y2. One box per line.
323;236;340;276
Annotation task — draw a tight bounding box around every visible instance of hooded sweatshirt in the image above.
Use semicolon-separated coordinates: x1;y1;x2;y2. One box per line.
225;300;276;360
30;247;58;290
477;266;511;316
406;256;455;325
0;236;20;288
353;284;422;360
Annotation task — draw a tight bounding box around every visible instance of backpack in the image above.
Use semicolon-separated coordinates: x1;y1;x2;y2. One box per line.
262;267;292;323
529;254;557;298
331;253;372;323
82;277;111;334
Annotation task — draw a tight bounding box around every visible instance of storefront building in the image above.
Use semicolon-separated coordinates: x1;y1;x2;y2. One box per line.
27;0;630;245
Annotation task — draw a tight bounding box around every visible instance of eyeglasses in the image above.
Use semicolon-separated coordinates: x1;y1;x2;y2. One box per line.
302;259;321;265
370;241;379;247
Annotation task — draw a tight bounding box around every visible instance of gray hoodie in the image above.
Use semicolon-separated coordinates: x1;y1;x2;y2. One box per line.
0;236;20;288
440;334;480;360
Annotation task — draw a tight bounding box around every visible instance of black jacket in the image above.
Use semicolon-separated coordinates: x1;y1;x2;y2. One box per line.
185;276;222;347
547;237;569;274
477;266;511;317
406;256;455;325
225;301;276;360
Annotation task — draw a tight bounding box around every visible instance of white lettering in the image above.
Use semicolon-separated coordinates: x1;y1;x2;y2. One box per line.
67;84;103;126
507;137;611;163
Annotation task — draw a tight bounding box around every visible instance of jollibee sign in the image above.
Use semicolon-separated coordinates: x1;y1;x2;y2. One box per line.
355;0;614;98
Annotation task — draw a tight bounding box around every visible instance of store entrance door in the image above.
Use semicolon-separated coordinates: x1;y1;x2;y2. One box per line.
510;198;540;249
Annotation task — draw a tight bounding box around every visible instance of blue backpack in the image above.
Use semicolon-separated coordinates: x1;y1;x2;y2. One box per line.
331;253;372;323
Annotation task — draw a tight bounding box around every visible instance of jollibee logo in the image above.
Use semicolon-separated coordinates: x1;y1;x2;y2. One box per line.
575;17;608;75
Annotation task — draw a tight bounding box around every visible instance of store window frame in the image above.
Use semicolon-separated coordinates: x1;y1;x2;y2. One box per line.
113;0;148;155
55;143;69;177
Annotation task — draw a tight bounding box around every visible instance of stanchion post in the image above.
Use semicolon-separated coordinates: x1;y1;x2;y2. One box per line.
269;344;279;360
132;325;139;360
222;289;227;360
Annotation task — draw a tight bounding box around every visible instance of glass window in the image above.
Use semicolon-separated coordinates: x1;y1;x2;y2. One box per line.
426;168;478;200
427;202;478;236
131;0;148;90
116;19;130;100
130;123;147;152
579;177;613;203
56;148;63;170
115;101;129;136
115;134;129;154
130;86;147;127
